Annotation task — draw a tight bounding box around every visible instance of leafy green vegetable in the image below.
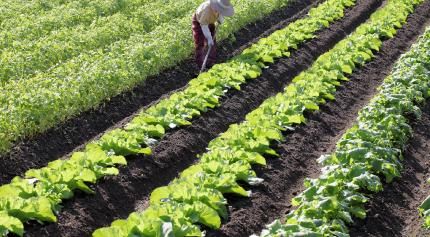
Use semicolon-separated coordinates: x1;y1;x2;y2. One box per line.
94;0;425;236
420;177;430;228
0;0;298;154
0;0;356;234
256;12;430;237
0;0;199;83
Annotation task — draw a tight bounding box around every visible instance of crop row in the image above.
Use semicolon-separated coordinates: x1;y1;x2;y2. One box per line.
418;28;430;227
0;0;303;154
256;15;430;237
0;0;67;25
0;0;355;235
0;0;201;83
91;0;420;236
0;0;150;48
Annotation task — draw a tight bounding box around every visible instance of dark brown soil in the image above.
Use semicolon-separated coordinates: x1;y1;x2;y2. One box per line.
348;17;430;237
349;103;430;237
0;0;320;185
204;1;430;236
22;0;384;236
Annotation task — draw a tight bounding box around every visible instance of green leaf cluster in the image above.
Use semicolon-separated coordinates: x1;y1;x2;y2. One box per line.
0;0;337;154
93;0;355;173
0;0;200;84
100;0;430;236
19;0;355;162
0;0;150;52
256;9;430;237
0;0;355;234
413;30;430;229
0;144;126;236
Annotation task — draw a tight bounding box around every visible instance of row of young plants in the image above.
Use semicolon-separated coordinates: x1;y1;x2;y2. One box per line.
0;0;201;83
256;21;430;237
0;0;67;25
0;0;303;154
0;0;63;24
91;0;422;236
421;178;430;228
420;43;430;227
0;1;356;235
0;0;150;50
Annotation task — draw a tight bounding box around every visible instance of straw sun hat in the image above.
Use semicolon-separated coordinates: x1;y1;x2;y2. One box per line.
210;0;235;17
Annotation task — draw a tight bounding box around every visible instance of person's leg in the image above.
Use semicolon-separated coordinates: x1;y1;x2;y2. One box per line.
192;14;205;68
207;23;217;67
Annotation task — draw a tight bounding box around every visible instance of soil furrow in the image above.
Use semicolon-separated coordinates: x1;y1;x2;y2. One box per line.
23;0;383;236
349;103;430;237
0;0;320;184
351;94;430;237
205;1;430;236
348;17;430;237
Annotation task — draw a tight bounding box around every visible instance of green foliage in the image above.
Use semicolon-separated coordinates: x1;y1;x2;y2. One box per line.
420;187;430;227
0;0;199;83
0;212;23;237
0;0;355;234
256;11;430;237
100;0;430;235
0;0;151;51
0;0;294;154
0;144;126;236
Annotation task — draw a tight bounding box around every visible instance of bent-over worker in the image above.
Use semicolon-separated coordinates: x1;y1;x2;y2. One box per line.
192;0;235;68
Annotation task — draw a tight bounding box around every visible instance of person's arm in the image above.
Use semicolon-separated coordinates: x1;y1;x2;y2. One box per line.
218;15;224;24
201;25;214;46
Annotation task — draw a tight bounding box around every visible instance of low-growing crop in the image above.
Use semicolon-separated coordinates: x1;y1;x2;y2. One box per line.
0;0;356;235
0;0;200;83
420;178;430;228
0;0;67;26
92;1;421;236
0;0;150;50
256;23;430;237
0;0;297;154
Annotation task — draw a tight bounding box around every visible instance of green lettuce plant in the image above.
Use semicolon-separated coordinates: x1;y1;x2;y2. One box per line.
256;19;430;237
0;0;356;235
93;1;421;236
0;0;298;153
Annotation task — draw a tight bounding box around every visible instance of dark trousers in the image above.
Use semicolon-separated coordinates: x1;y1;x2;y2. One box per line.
192;14;217;68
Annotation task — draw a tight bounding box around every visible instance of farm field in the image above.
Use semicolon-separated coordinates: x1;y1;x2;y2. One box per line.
1;0;430;236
